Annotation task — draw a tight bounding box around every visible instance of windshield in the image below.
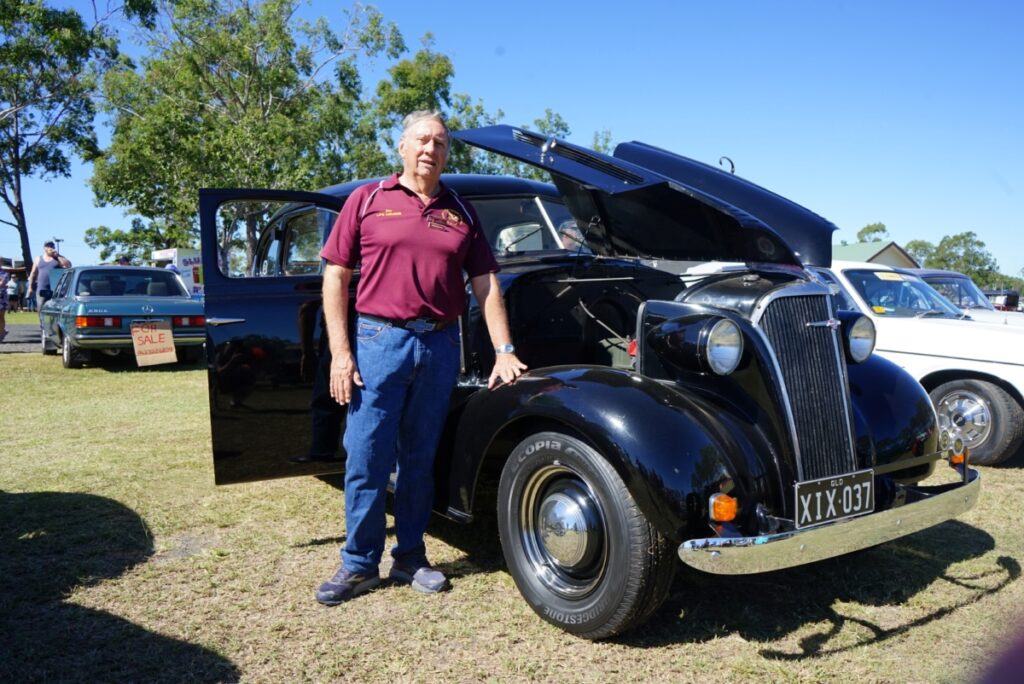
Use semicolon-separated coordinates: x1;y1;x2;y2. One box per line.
923;275;996;311
842;269;964;318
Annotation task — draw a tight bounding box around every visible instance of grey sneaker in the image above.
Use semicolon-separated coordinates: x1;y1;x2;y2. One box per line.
315;566;381;606
389;561;449;594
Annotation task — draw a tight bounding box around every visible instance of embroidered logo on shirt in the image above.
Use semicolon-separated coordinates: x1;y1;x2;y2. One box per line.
374;209;403;218
426;208;464;232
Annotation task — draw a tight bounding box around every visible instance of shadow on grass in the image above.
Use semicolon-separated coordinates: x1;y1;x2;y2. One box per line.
621;519;1018;656
0;490;239;683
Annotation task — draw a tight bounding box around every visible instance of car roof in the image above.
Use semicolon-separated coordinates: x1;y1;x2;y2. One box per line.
900;267;971;279
316;173;561;199
830;260;895;271
73;265;172;274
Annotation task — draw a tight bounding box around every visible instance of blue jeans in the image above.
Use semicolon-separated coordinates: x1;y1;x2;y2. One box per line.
341;316;461;575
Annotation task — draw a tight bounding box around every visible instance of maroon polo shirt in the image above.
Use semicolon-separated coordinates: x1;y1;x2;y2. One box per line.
320;174;498;321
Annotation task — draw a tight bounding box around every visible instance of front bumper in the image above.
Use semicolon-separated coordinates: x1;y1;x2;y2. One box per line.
678;466;980;575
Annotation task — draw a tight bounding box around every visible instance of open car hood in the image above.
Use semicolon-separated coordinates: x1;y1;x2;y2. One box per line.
613;141;838;267
452;125;802;266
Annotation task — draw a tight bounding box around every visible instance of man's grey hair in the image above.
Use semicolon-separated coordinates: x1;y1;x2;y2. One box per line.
401;110;449;139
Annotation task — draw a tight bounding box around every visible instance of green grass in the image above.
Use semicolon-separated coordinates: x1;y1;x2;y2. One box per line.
4;310;39;325
1;353;1022;682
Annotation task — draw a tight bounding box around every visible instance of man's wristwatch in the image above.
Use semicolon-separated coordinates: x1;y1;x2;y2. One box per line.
494;344;515;354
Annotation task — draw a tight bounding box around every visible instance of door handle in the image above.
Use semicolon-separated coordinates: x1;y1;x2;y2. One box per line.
206;317;246;327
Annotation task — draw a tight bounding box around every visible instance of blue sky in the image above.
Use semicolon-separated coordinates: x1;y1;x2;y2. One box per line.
5;1;1022;279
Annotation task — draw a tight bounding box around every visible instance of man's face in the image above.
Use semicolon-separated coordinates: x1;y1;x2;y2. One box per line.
399;119;449;184
43;245;56;255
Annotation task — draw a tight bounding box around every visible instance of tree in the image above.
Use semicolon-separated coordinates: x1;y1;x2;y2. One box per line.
88;2;604;261
925;231;999;285
903;239;935;267
0;0;154;269
856;222;888;243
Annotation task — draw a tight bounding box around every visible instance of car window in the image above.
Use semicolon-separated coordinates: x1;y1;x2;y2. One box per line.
74;269;188;297
843;269;962;318
218;200;334;278
283;210;328;275
54;271;72;297
472;196;585;254
925;276;995;311
814;268;859;312
257;231;283;277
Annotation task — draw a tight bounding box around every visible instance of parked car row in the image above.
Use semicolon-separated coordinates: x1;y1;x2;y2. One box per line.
197;125;979;638
819;262;1024;465
907;268;1024;326
39;266;205;368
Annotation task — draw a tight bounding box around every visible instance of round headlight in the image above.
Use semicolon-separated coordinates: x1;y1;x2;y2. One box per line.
847;315;876;363
706;319;744;375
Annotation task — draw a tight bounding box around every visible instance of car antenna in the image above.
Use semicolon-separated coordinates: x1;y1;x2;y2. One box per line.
718;157;735;174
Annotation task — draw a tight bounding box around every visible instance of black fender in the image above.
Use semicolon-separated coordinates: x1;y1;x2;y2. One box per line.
846;354;939;480
441;366;780;542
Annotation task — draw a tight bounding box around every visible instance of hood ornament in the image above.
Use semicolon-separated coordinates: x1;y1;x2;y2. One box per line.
806;318;841;331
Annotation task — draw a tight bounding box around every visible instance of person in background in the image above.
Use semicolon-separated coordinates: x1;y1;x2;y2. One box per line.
314;110;526;606
116;255;131;266
6;273;20;313
0;258;11;341
26;241;70;321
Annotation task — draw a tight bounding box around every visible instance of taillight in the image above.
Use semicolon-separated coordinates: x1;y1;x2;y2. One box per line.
76;316;122;328
172;316;205;327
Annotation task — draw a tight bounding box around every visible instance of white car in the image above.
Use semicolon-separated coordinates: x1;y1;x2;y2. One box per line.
818;260;1024;465
904;267;1024;327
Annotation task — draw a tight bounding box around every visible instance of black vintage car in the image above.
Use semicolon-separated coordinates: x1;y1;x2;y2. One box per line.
199;125;979;639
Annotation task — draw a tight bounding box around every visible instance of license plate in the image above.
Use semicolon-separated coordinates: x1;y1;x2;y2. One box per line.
794;469;874;529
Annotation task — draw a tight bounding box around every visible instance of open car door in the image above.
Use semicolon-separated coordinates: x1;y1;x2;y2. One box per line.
199;189;345;484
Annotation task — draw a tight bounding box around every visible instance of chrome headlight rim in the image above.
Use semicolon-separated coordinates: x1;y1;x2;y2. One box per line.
846;314;876;363
704;318;744;375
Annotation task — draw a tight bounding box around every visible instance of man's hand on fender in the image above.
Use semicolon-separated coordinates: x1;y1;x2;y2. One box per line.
488;353;527;390
330;351;364;404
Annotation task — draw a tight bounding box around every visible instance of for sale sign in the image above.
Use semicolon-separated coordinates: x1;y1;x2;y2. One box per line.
131;320;177;366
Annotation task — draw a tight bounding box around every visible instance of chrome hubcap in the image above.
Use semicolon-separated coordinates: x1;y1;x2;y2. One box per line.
936;389;991;450
519;464;605;599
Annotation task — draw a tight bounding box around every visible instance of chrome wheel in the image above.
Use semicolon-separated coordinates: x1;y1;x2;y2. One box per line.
498;431;676;638
935;388;992;450
519;464;606;599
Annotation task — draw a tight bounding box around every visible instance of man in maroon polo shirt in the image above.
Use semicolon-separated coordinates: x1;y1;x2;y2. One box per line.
315;110;527;605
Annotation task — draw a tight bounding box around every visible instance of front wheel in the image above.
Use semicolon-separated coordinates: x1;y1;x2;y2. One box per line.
61;334;90;369
497;431;676;639
930;379;1024;465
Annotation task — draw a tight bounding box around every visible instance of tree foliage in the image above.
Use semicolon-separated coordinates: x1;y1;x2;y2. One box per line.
903;239;934;267
88;3;600;261
925;231;1000;286
0;0;154;268
856;222;888;243
91;0;409;261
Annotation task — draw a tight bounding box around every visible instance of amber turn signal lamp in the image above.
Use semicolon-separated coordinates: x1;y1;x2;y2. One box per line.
709;493;738;522
951;448;968;465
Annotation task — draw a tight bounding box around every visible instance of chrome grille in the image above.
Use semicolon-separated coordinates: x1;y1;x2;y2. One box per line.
757;294;857;480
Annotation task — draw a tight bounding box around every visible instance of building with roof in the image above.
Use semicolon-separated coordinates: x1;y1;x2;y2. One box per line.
831;241;919;268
